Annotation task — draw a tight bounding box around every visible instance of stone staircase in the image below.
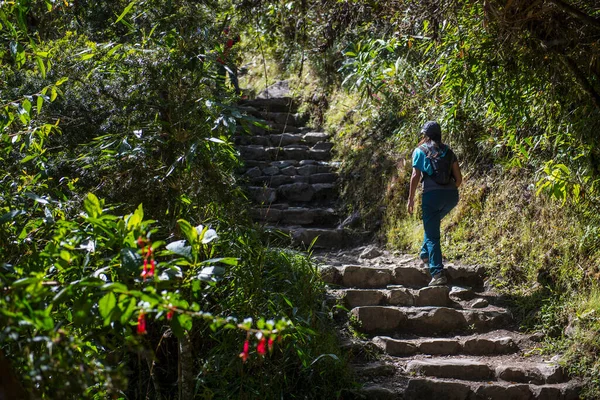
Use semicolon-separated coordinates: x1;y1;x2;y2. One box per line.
235;81;345;248
235;85;581;398
318;248;582;400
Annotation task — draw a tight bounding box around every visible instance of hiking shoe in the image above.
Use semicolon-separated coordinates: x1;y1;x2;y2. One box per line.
429;271;447;286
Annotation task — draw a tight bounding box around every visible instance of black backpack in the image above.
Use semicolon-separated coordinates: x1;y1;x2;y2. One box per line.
420;144;454;185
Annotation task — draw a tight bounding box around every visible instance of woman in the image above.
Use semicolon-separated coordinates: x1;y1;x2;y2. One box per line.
407;121;462;286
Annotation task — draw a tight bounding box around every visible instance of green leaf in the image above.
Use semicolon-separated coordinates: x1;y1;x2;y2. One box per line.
198;266;225;282
119;298;137;324
84;193;102;217
36;95;43;114
121;248;142;273
24;192;49;204
166;240;192;259
177;219;197;243
201;257;238;266
114;1;136;24
0;210;25;223
178;314;193;331
36;56;46;79
127;203;144;229
98;292;117;320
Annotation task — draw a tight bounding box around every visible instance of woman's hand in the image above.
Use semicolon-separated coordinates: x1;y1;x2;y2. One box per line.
407;198;415;215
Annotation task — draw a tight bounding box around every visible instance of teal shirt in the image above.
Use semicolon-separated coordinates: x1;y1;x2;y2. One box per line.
412;144;457;193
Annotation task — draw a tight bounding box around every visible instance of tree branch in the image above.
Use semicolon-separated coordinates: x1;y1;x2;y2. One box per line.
547;0;600;30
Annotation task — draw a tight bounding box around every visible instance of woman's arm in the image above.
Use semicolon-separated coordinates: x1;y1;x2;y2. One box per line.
407;168;422;215
452;161;462;188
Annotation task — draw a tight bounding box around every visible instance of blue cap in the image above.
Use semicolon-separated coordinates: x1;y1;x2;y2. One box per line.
421;121;441;140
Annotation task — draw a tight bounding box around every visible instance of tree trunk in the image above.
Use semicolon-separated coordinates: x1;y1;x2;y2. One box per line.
178;332;194;400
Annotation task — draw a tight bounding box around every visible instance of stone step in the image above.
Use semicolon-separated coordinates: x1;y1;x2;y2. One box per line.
340;286;452;308
271;226;345;248
242;159;338;173
238;145;331;162
245;182;337;204
248;172;338;188
251;206;339;226
350;306;512;335
405;358;568;384
257;111;309;127
403;377;580;400
235;134;335;149
321;264;485;290
239;97;298;113
373;332;522;356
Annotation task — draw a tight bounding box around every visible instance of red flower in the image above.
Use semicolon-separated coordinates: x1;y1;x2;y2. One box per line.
141;259;149;278
239;339;250;362
148;259;156;277
166;310;174;320
137;236;145;247
268;337;274;352
257;337;267;356
137;312;147;335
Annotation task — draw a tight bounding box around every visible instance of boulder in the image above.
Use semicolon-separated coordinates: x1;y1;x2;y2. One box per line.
406;359;493;380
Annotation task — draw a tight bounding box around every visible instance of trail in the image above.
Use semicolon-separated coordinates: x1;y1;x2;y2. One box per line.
235;81;581;399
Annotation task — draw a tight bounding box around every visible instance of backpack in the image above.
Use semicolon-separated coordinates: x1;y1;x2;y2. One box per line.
420;144;453;185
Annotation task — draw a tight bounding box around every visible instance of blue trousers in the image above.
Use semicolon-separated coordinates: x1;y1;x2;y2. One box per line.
419;190;459;276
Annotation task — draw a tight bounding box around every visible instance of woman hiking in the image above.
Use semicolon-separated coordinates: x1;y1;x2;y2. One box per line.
407;121;463;286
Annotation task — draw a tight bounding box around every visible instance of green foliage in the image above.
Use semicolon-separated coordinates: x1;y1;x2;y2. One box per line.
1;1;352;398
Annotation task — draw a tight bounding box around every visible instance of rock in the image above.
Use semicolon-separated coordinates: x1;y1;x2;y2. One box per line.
474;383;532;400
280;166;296;176
387;288;414;306
350;306;406;333
407;307;467;334
291;228;343;248
354;362;396;378
405;378;471;400
309;172;338;184
312;141;334;151
496;363;565;384
262;166;280;176
303;132;330;144
343;290;386;307
415;286;450;307
257;80;290;99
251;208;281;222
360;246;382;260
252;175;292;187
283;146;310;160
281;208;314;225
319;265;341;285
342;266;392;288
463;337;518;355
244;166;262;178
277;183;314;202
298;159;317;165
358;385;397;400
239;145;267;161
246;187;276;203
297;164;318;176
471;298;489;308
418;339;461;355
309;149;331;160
393;266;430;287
270;160;297;168
373;337;418;356
312;183;337;200
450;286;474;300
406;359;493;380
